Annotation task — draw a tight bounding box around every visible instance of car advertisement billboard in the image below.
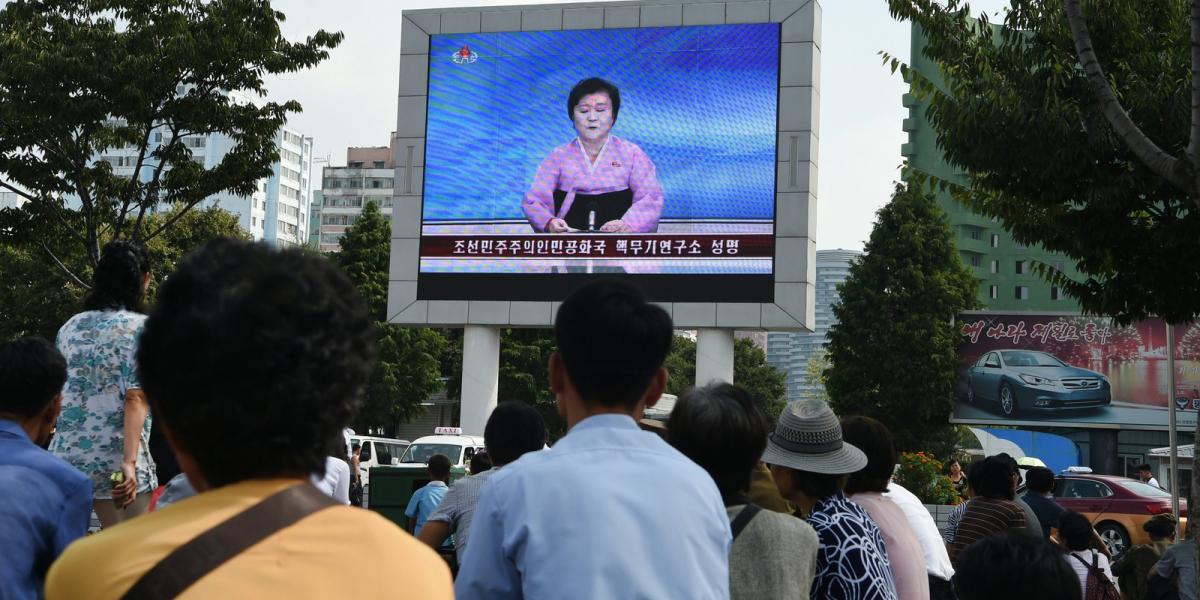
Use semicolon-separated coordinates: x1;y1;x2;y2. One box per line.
418;23;779;302
953;313;1200;430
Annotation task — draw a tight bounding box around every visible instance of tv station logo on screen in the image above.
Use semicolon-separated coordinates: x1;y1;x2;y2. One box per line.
451;45;477;65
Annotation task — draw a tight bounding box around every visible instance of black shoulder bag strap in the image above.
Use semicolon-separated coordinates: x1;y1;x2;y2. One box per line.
730;503;763;541
122;483;338;600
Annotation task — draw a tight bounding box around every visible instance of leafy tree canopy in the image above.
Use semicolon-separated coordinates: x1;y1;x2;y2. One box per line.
825;185;979;455
0;0;341;272
886;0;1200;324
0;203;247;341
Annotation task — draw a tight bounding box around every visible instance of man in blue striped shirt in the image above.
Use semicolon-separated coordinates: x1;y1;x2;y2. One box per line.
454;281;732;600
419;402;548;563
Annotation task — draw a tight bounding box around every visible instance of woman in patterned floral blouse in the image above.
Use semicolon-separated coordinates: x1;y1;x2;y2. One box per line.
50;241;156;528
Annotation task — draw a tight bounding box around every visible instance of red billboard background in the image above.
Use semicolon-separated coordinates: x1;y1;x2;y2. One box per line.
954;313;1200;429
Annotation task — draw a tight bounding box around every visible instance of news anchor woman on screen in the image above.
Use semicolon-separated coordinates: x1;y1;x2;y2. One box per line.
522;77;664;233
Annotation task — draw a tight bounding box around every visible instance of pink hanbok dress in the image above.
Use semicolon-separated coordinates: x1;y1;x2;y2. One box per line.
522;136;664;233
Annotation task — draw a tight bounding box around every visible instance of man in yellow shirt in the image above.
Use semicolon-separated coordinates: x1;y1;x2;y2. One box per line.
46;239;453;600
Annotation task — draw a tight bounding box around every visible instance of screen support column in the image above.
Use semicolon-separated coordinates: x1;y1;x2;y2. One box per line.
695;329;735;387
461;325;500;436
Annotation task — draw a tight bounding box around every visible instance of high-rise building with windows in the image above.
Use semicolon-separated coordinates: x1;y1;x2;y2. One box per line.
75;90;311;246
317;137;396;252
767;249;861;401
903;26;1079;311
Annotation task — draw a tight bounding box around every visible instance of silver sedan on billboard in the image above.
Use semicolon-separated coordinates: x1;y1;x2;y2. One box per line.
965;350;1112;417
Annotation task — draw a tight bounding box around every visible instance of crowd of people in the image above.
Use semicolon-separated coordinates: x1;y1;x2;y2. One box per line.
0;237;1197;599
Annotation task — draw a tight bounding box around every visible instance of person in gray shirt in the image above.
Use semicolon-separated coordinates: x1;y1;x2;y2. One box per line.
418;402;547;565
1151;538;1197;600
668;383;819;600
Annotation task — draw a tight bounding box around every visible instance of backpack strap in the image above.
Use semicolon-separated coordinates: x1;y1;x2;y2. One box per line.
731;504;763;541
122;483;338;600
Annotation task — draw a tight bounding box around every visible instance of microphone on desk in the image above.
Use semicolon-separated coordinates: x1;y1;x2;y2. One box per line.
586;202;599;232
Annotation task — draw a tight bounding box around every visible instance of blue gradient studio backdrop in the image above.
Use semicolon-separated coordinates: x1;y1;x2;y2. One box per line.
422;23;780;223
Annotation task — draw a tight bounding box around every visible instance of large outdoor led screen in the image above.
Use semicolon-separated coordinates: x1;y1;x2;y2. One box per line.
418;23;780;302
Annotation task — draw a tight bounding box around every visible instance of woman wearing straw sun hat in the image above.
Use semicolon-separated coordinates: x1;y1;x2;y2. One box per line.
763;400;899;600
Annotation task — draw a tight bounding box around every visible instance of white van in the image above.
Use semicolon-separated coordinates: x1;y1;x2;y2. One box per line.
350;436;410;488
399;427;487;470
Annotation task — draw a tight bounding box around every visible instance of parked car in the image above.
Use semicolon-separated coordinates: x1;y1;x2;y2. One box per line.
1050;472;1187;557
965;350;1111;417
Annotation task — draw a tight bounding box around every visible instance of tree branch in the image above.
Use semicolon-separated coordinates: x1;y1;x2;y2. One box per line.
132;122;179;240
40;241;90;289
0;181;37;203
1064;0;1189;193
142;196;206;242
114;117;159;241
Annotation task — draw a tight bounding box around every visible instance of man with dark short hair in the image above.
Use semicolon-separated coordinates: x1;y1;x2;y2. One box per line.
455;281;731;599
45;239;452;600
420;402;548;564
407;454;451;537
1020;467;1064;540
948;457;1027;563
1136;464;1162;489
0;337;92;600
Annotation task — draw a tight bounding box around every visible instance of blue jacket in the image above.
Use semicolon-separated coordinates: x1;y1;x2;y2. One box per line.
0;419;93;600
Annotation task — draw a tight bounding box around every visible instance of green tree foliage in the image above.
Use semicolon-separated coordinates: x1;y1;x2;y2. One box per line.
0;0;341;274
0;204;247;341
825;186;979;454
885;0;1200;324
802;349;831;404
664;336;788;423
332;201;447;433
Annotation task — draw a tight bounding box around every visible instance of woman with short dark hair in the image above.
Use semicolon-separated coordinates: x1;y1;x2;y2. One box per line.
51;240;156;528
842;416;929;599
522;77;664;234
1059;510;1116;596
954;531;1080;600
668;383;819;599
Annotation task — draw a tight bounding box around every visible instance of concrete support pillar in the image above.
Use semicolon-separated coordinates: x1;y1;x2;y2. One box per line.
1087;429;1119;476
460;325;500;436
695;328;735;387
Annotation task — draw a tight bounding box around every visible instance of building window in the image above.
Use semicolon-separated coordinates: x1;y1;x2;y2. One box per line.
349;161;363;168
990;234;1000;248
969;254;981;267
1051;286;1062;300
1052;260;1065;274
367;178;393;189
1015;261;1026;275
373;160;386;168
252;216;256;227
153;132;162;143
989;285;998;299
969;229;981;240
990;260;999;274
1015;286;1029;300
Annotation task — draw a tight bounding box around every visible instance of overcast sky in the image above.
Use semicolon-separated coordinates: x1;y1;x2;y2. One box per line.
252;0;998;251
